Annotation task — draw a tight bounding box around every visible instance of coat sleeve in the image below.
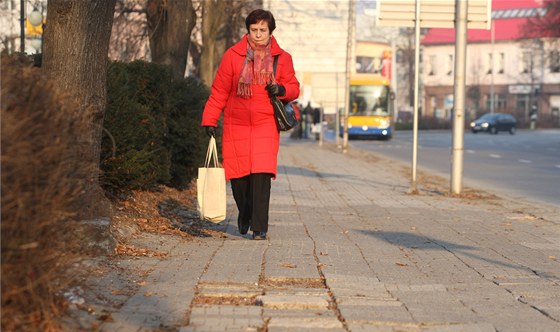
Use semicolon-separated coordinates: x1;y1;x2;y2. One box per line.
276;52;300;102
201;51;234;127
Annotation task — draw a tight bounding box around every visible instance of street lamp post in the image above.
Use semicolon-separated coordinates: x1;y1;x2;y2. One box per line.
20;0;25;53
19;1;44;54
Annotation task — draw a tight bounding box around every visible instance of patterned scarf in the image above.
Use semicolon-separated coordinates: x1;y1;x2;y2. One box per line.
237;35;274;98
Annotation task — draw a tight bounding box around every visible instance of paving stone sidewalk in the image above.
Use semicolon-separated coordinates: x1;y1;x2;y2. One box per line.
95;137;559;332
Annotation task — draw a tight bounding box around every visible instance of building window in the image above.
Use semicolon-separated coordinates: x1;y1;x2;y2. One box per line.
516;94;530;111
550;50;560;73
356;56;376;73
429;55;437;75
429;95;437;115
496;94;507;109
487;53;493;74
447;54;453;75
486;94;507;110
498;53;505;74
522;51;532;73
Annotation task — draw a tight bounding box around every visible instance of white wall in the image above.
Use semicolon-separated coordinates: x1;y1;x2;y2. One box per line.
422;39;559;89
264;0;350;113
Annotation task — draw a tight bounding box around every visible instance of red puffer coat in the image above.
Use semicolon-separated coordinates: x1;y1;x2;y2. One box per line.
202;35;300;180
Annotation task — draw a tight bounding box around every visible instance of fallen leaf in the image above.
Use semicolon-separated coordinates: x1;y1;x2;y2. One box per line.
143;291;153;297
320;252;329;256
279;262;297;268
98;313;114;322
395;262;408;267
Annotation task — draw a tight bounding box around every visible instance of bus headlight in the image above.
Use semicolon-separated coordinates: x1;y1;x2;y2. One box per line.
362;125;368;131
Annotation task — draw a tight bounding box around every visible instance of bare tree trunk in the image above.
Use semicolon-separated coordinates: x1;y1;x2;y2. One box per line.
42;0;116;220
147;0;196;79
200;0;225;85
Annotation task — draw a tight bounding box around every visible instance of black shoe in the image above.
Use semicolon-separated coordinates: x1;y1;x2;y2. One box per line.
238;220;250;235
252;231;267;240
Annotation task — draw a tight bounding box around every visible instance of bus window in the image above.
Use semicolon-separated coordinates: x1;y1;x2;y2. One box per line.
349;85;390;116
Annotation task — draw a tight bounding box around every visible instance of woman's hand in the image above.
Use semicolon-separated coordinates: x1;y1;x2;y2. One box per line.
265;83;285;98
204;126;216;137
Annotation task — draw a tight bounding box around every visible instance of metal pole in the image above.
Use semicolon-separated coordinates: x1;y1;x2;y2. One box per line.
319;106;324;146
451;0;468;195
336;72;341;147
342;0;355;153
20;0;25;53
410;0;421;193
490;19;495;113
391;40;397;122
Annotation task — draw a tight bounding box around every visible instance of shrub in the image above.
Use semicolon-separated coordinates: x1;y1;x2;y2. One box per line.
166;77;209;188
1;54;89;331
101;61;209;194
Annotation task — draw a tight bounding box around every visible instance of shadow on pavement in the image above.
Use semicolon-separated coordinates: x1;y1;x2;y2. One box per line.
279;164;353;179
278;164;408;191
359;230;525;271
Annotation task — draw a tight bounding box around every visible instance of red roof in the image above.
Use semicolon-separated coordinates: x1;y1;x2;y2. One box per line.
421;0;548;45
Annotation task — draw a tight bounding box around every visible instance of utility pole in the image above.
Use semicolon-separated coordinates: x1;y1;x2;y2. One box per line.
342;0;355;153
450;0;468;195
490;19;495;114
410;0;421;193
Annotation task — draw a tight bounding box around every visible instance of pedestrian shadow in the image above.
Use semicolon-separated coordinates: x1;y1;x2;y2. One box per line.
278;164;353;179
278;165;409;191
359;230;524;271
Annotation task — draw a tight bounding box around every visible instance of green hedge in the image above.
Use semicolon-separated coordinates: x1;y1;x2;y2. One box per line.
101;61;209;194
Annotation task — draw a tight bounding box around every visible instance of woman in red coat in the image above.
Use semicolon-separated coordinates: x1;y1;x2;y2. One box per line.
202;9;300;240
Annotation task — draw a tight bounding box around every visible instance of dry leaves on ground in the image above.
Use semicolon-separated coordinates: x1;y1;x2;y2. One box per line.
111;185;224;256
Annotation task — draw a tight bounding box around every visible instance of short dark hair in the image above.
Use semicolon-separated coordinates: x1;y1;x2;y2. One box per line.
245;9;276;33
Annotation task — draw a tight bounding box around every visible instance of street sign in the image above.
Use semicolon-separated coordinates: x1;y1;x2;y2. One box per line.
376;0;491;195
377;0;491;30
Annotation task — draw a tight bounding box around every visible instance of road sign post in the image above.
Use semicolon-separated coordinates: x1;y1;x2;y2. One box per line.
377;0;490;195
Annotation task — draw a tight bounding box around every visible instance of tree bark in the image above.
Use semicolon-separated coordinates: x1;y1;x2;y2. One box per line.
200;0;226;85
147;0;196;79
42;0;116;220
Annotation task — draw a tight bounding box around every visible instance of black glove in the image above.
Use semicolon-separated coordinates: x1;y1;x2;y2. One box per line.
204;126;216;137
265;83;286;98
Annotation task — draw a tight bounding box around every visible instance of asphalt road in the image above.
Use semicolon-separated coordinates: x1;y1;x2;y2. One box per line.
329;129;560;207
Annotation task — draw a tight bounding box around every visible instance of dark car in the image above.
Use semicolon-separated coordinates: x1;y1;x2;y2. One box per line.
470;113;517;134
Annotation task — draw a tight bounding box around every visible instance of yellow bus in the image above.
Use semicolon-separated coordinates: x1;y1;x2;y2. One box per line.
340;74;394;140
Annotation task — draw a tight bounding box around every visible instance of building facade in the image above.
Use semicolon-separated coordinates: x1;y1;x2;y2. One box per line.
421;0;560;127
263;0;351;114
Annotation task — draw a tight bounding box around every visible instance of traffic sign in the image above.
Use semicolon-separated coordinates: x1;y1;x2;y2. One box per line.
377;0;491;30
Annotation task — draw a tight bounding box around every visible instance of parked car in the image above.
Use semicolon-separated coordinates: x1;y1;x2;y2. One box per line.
470;113;517;134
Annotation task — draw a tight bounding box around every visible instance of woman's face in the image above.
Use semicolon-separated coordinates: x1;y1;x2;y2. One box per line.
249;20;271;46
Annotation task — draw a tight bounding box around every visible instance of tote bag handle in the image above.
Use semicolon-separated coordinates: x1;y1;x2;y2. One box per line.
204;136;220;168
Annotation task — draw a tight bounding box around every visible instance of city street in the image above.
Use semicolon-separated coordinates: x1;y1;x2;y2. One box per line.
346;129;560;207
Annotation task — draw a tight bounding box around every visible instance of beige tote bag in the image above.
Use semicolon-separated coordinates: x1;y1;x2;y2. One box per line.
197;136;226;222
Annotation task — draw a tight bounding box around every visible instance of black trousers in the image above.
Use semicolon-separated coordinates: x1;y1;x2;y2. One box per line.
230;173;272;233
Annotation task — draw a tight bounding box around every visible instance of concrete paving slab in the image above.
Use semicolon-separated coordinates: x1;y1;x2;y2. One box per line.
257;294;330;310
